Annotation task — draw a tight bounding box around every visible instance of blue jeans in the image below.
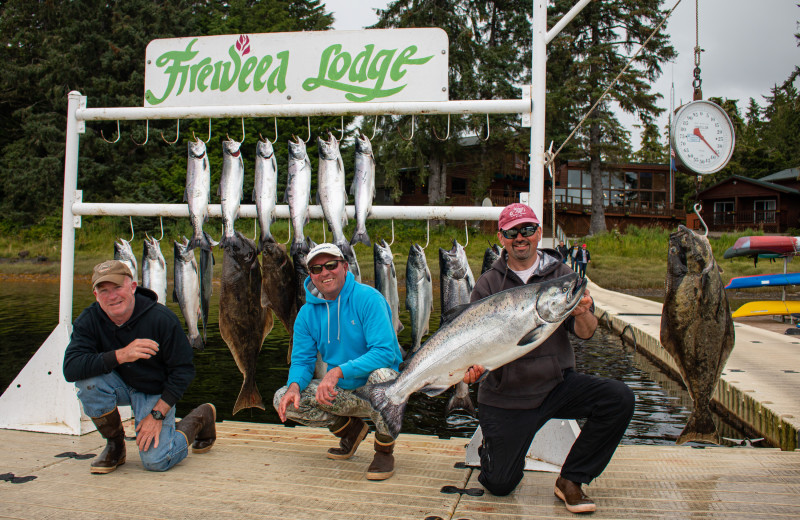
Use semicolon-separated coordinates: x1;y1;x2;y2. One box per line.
75;371;188;472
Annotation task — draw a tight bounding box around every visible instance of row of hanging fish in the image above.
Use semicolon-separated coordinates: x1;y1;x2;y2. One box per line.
184;132;375;260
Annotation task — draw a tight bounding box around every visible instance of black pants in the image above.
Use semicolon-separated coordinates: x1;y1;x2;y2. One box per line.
477;370;635;496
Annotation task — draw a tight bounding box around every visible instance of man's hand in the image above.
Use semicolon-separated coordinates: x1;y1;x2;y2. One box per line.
277;383;301;422
116;339;159;364
570;288;593;317
463;365;486;384
135;399;169;452
316;366;343;406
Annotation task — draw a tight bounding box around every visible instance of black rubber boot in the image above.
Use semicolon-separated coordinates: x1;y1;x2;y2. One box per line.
90;408;126;474
327;417;369;460
366;436;395;481
177;403;217;454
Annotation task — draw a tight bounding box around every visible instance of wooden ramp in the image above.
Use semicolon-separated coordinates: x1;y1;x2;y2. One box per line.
2;421;799;519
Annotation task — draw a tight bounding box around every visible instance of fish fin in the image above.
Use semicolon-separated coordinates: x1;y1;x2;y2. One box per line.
172;289;178;303
350;230;372;247
349;181;355;196
445;391;476;417
676;407;719;445
315;192;321;205
440;303;471;327
183;189;187;202
353;381;405;439
420;385;449;397
474;369;490;384
232;377;265;415
217;184;220;197
518;327;544;347
283;190;289;203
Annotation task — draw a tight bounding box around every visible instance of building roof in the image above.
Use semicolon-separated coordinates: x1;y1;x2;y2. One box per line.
760;167;800;182
698;174;800;197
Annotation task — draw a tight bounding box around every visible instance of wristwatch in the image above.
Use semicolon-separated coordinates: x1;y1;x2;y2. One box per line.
150;409;165;421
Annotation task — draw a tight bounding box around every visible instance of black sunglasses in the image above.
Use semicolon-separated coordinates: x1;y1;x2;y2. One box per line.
308;259;344;275
501;224;539;239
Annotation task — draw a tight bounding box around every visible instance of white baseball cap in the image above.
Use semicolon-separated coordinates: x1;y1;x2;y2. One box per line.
306;242;345;264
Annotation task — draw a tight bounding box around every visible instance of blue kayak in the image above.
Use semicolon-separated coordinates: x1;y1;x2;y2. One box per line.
725;272;800;290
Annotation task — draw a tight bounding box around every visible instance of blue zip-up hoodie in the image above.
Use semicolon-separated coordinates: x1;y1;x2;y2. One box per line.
287;271;403;391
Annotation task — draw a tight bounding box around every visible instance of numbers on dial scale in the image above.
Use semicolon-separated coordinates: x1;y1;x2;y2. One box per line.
672;101;734;174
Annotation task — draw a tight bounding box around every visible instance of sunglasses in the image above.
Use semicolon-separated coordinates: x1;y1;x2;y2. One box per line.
501;224;539;239
308;259;344;275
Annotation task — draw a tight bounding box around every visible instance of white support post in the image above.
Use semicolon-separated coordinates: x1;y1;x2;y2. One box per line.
530;0;547;220
59;91;84;326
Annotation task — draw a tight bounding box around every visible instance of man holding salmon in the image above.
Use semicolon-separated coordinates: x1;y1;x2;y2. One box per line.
274;243;403;480
63;260;216;474
464;203;635;514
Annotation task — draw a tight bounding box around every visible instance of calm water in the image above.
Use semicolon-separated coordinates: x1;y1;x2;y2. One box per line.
0;278;754;445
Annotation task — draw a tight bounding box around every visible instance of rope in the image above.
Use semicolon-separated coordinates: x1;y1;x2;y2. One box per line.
547;0;683;168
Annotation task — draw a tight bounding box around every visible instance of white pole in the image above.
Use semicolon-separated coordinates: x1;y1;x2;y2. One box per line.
59;92;84;326
546;0;593;44
530;0;547;219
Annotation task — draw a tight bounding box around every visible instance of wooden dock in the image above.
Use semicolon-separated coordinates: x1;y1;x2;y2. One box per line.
2;420;799;519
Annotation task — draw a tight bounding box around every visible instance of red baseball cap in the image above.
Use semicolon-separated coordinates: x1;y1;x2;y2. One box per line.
498;203;540;230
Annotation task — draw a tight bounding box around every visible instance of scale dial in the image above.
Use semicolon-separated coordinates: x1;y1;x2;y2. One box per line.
671;100;735;175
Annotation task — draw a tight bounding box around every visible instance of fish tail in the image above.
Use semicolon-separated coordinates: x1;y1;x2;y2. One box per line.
290;238;309;257
676;408;719;445
350;229;371;247
445;390;476;417
188;333;205;351
258;234;276;252
233;376;265;415
354;381;406;439
187;233;212;252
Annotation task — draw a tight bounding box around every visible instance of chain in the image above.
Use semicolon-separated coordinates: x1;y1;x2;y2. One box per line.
693;0;703;100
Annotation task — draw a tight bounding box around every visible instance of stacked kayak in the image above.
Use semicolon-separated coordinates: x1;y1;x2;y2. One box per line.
725;272;800;290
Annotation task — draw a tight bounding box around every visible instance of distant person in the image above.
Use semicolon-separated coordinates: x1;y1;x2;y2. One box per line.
462;203;634;514
274;243;404;480
569;243;579;270
577;243;591;278
63;260;216;474
556;240;569;263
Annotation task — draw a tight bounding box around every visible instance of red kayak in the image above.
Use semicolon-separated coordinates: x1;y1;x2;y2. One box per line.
723;236;800;259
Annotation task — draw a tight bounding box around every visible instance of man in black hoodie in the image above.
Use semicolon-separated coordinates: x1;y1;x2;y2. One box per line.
63;260;216;474
462;204;634;514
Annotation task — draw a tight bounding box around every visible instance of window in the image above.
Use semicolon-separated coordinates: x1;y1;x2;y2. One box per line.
451;177;467;195
567;169;581;188
714;201;734;225
754;199;776;223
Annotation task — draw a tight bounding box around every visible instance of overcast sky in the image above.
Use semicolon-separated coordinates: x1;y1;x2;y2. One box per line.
323;0;799;149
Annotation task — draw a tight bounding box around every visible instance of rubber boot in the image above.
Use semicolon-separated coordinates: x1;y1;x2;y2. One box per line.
366;435;395;481
327;417;368;460
176;403;217;454
90;408;126;474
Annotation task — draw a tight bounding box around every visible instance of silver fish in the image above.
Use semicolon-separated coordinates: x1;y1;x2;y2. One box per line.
199;231;218;343
317;132;348;247
373;239;403;335
660;225;735;445
141;236;167;305
114;238;138;283
350;133;375;246
220;231;272;414
254;139;278;250
357;273;587;438
285;136;312;256
406;243;433;355
219;138;244;248
173;237;204;350
481;244;503;275
185;138;212;251
339;242;361;283
439;239;475;327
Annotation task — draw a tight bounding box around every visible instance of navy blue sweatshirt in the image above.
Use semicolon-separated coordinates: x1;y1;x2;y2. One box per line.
63;287;194;407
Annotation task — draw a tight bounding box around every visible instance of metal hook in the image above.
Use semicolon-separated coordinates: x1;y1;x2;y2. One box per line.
478;114;491;142
282;221;292;246
464;220;469;247
227;118;245;143
398;115;415;141
303;117;311;143
432;114;451;141
157;217;164;241
323;224;327;243
370;115;381;140
192;119;212;143
131;121;149;146
253;219;258;242
161;119;180;145
339;115;345;141
421;220;430;250
260;118;278;144
128;216;135;242
693;203;708;237
388;220;395;247
101;121;121;143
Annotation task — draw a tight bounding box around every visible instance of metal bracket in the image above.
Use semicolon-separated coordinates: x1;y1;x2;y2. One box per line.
521;85;532;127
73;191;82;228
77;96;87;133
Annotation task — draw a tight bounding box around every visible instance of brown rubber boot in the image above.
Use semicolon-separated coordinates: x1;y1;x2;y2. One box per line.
90;408;126;474
327;417;369;460
177;403;217;454
366;436;395;481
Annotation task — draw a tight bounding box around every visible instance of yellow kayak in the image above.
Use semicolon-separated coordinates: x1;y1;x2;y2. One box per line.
731;300;800;318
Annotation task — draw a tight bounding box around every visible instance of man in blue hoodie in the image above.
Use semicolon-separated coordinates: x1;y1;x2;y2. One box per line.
274;243;403;480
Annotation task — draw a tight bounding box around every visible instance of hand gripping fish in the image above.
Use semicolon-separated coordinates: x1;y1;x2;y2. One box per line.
356;273;587;438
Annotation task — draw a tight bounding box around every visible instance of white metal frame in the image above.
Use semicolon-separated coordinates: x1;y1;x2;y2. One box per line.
0;0;590;435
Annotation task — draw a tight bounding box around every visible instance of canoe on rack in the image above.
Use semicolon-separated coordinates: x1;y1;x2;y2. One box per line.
731;300;800;318
725;272;800;290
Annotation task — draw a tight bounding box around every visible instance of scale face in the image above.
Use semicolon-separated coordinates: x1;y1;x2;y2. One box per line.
671;100;735;175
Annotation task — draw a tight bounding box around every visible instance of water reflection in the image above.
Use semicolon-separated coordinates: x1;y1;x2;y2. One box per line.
0;280;753;445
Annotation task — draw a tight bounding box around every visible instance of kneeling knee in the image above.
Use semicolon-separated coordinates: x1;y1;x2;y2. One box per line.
479;472;520;496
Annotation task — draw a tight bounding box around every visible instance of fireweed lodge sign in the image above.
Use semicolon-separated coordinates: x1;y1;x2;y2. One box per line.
144;29;449;107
